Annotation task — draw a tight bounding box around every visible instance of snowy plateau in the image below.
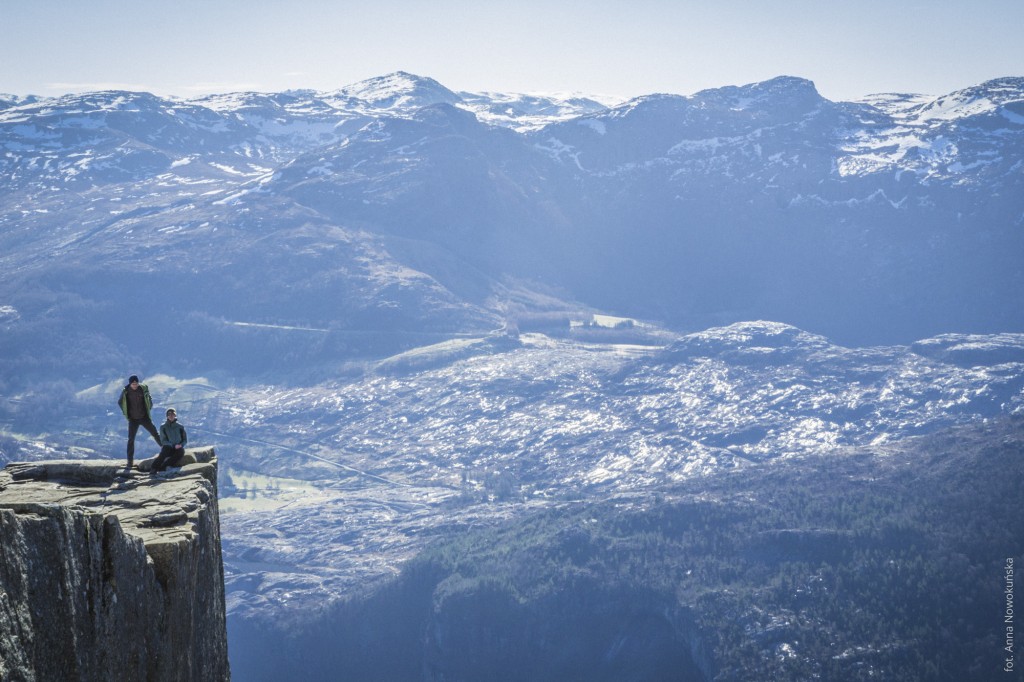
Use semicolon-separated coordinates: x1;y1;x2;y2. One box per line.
1;71;1024;680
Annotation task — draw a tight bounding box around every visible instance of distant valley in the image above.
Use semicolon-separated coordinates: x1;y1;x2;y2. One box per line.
1;72;1022;679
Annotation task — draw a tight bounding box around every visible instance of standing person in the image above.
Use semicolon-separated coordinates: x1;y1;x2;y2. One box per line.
152;408;188;474
117;375;160;468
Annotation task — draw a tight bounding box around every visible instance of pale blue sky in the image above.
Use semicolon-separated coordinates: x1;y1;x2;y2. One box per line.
3;0;1022;101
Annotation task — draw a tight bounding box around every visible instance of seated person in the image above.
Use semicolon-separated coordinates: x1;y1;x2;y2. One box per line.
152;408;188;474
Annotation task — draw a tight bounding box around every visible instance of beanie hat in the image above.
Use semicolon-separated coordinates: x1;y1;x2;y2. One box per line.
166;408;176;416
128;375;140;384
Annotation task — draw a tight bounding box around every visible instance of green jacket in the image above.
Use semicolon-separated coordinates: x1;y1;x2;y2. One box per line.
159;420;188;448
118;384;153;421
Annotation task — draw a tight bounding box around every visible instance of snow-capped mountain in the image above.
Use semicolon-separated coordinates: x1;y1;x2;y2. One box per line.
1;71;1021;386
1;71;1022;680
327;71;463;111
457;89;619;131
0;72;609;191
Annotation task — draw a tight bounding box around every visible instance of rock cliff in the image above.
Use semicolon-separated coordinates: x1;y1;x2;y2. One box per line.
0;448;229;681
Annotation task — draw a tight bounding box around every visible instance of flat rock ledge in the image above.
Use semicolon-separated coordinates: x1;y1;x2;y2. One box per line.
0;447;230;682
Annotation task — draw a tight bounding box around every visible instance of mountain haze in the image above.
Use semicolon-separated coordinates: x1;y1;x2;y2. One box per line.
2;72;1022;386
1;71;1022;680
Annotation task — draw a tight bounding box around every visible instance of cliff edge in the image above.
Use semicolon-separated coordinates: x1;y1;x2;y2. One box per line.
0;447;229;681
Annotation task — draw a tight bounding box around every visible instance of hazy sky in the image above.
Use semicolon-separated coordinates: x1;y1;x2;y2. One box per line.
3;0;1022;101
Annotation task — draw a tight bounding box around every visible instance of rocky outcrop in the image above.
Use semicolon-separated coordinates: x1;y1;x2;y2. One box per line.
0;448;229;681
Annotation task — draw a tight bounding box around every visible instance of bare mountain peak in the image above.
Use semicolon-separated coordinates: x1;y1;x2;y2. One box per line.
691;75;824;114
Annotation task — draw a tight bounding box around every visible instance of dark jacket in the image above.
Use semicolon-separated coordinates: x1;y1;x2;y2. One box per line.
118;384;153;421
159;420;188;449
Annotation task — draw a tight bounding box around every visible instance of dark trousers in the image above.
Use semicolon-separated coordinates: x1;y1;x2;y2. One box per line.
152;445;184;472
127;417;161;465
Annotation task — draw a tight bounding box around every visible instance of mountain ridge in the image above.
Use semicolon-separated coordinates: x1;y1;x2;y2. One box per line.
2;71;1022;388
1;71;1021;679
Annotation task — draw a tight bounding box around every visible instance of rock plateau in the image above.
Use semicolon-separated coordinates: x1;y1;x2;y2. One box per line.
0;447;229;682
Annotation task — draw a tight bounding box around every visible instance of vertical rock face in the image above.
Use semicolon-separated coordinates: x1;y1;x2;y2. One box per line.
0;448;230;681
